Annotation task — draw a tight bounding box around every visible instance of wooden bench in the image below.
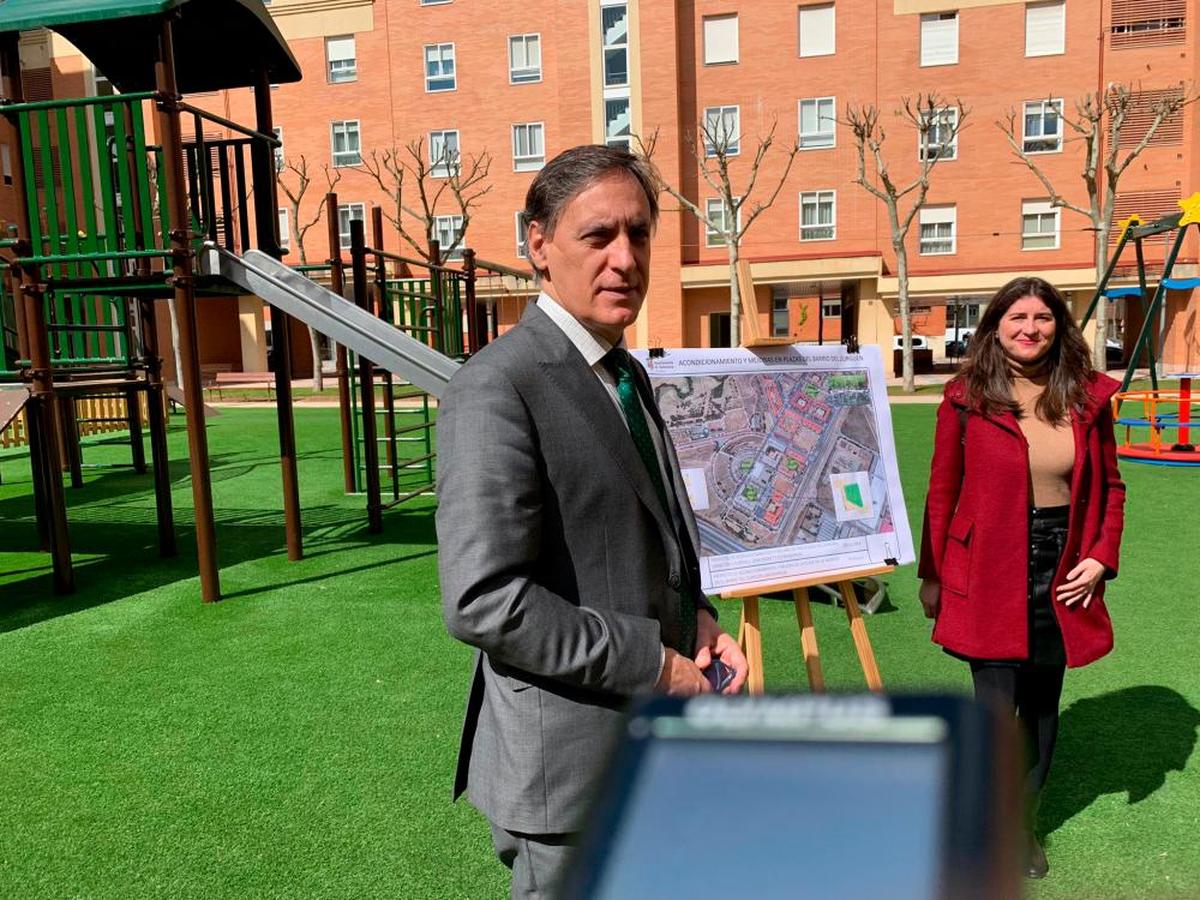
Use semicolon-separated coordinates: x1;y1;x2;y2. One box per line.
204;371;275;400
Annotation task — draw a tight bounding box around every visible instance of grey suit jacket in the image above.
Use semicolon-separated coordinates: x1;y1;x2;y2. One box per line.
436;302;713;834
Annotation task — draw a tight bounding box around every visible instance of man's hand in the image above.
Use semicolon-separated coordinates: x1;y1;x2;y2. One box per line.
918;579;941;619
655;648;711;696
693;610;749;695
1056;557;1106;608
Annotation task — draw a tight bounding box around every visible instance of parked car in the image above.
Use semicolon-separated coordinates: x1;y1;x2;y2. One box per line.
945;332;973;359
1106;339;1124;369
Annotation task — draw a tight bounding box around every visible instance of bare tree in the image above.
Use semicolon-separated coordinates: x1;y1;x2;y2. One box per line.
998;83;1197;368
355;137;491;263
846;95;968;392
276;155;340;391
640;117;798;347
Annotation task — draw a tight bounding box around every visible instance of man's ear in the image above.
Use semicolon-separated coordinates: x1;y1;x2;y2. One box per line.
527;220;549;275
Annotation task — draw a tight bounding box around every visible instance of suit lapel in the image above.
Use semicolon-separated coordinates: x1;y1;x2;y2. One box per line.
521;306;680;547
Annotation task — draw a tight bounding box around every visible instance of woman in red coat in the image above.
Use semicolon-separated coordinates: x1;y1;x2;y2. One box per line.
918;277;1125;879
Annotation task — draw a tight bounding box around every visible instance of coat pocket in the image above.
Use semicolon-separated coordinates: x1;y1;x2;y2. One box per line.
942;515;974;596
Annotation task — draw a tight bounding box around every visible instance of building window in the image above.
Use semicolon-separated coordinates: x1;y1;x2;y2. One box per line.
703;14;739;65
424;43;456;92
822;298;842;318
278;208;290;249
798;97;836;149
920;11;958;67
331;120;361;167
515;212;529;258
509;34;542;84
273;126;284;174
919;205;956;255
703;106;740;156
797;3;835;58
1022;199;1059;250
919;107;958;161
337;202;365;249
326;35;357;83
429;130;460;177
1026;0;1065;56
705;197;739;247
799;190;836;240
512;123;545;172
605;97;631;148
602;4;630;86
1022;99;1062;153
772;292;789;337
434;214;465;260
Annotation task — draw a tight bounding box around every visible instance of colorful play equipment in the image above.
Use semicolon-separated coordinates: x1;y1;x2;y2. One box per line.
0;0;535;600
1082;194;1200;466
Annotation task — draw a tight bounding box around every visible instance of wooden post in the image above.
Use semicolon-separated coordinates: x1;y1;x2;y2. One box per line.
2;34;73;593
140;297;176;557
154;16;219;601
351;219;382;533
126;388;147;474
325;191;356;493
253;67;302;562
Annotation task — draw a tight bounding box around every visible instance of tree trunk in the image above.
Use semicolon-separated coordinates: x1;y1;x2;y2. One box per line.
896;244;915;393
727;240;741;348
1092;220;1110;371
309;326;324;391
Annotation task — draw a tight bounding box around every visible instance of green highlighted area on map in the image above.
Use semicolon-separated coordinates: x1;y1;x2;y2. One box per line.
843;481;865;510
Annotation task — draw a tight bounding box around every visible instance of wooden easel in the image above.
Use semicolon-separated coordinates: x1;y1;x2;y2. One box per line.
728;565;892;694
727;259;887;694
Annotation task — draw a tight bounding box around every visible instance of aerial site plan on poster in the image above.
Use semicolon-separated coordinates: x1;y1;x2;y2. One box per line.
634;345;914;594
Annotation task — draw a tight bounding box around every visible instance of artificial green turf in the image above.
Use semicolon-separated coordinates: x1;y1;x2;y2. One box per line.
1;406;1198;898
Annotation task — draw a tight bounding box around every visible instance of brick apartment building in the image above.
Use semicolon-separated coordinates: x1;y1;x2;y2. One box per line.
6;0;1200;375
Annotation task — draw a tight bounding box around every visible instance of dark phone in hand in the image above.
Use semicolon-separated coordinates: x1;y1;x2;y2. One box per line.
703;659;735;693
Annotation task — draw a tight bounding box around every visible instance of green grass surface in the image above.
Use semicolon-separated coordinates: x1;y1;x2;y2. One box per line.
2;406;1198;898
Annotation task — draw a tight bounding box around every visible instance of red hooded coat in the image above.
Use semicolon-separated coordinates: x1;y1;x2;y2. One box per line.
918;373;1126;667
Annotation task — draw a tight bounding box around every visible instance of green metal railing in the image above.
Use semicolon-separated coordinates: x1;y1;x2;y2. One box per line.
384;276;464;357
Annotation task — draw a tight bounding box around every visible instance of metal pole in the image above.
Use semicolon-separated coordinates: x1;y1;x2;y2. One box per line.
351;219;382;533
1120;225;1189;395
126;388;147;474
2;34;73;592
428;238;445;353
154;16;218;601
253;67;302;562
462;247;480;354
326;191;356;493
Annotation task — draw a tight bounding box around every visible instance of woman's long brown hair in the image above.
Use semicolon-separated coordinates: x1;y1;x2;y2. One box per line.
958;277;1093;423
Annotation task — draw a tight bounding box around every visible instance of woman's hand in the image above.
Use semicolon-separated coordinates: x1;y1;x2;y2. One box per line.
1055;558;1106;608
918;579;941;619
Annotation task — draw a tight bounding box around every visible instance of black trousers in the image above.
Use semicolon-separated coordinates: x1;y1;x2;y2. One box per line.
967;505;1069;821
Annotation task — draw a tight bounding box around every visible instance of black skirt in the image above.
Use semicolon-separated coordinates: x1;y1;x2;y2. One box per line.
1027;505;1068;667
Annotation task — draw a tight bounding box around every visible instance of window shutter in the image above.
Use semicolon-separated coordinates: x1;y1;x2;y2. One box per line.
798;4;836;57
326;36;355;62
920;13;958;66
1111;0;1185;48
703;15;739;64
1026;1;1065;56
1118;88;1185;148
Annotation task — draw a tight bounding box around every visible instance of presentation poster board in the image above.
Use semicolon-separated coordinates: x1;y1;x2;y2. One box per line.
633;345;914;594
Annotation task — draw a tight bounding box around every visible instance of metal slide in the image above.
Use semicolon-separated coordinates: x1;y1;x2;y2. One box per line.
198;244;461;397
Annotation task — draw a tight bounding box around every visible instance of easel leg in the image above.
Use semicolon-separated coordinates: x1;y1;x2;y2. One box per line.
792;587;825;692
838;581;883;692
743;596;764;695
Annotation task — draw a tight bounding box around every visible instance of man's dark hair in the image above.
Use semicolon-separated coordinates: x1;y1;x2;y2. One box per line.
959;276;1093;423
523;144;659;242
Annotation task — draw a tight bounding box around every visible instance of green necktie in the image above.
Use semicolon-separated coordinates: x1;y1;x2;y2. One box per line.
603;348;696;656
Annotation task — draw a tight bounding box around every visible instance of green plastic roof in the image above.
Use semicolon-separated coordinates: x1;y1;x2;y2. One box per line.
0;0;302;92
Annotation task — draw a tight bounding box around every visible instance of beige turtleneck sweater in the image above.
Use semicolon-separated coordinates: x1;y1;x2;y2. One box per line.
1011;372;1074;508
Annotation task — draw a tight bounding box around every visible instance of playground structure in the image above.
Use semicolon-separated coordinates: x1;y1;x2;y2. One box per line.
0;0;536;600
1083;194;1200;466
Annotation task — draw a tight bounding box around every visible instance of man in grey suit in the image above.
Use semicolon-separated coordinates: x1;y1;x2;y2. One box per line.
437;145;748;898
